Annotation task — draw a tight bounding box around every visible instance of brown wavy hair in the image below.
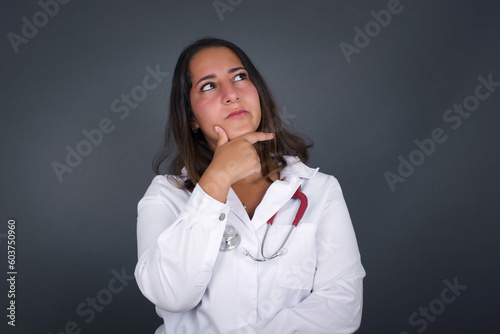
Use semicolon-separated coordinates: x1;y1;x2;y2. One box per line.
153;37;312;191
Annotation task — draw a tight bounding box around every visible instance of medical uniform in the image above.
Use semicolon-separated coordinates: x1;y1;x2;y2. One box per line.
135;156;365;334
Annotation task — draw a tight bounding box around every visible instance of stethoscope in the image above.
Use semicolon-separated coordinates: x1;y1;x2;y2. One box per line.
219;185;308;262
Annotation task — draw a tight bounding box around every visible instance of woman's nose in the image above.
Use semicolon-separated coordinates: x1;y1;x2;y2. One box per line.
220;82;239;104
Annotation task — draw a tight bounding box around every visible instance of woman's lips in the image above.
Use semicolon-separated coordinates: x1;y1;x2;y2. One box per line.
227;110;248;119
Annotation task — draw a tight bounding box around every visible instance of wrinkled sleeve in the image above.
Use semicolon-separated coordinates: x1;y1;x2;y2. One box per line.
248;176;366;334
134;176;229;312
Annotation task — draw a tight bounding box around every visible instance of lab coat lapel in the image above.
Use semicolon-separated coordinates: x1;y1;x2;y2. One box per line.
226;187;250;225
252;157;320;230
220;156;319;231
251;177;304;230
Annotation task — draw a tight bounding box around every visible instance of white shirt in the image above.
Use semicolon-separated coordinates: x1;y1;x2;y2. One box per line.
135;156;365;334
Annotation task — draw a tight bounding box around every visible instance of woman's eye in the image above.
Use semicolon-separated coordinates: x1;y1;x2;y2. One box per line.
234;73;247;81
201;83;215;92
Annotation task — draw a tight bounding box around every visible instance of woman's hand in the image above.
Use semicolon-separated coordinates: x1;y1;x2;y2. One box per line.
198;126;274;203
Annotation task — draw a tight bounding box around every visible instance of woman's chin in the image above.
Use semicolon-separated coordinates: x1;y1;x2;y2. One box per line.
226;127;258;141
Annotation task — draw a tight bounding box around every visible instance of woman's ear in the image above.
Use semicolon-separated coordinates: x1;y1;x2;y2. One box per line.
190;119;200;132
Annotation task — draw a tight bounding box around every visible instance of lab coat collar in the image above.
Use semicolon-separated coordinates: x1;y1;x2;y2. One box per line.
234;156;319;230
278;156;319;180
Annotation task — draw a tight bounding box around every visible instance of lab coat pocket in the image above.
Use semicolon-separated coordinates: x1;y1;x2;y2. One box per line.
276;224;317;290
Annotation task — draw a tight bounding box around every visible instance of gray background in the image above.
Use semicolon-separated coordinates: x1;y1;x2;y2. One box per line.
1;0;499;333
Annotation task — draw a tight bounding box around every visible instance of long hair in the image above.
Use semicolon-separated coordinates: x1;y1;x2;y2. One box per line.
153;37;311;191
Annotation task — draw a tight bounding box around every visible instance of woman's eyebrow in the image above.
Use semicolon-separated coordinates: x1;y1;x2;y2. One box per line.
194;67;246;88
195;74;215;87
228;66;245;73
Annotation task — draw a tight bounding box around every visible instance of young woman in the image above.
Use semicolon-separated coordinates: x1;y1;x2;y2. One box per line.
135;38;365;334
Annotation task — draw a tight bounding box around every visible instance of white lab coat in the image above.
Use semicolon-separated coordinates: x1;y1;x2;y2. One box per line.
135;156;365;334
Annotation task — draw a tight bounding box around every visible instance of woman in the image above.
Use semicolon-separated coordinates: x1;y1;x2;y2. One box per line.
135;38;365;334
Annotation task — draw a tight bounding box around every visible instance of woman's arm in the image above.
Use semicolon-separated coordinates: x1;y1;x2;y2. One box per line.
246;176;366;334
134;177;229;312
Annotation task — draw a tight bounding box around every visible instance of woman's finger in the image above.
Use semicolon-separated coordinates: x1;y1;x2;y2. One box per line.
215;126;229;148
242;131;275;144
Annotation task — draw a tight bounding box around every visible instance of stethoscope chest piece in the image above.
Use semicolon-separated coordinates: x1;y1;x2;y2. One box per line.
220;225;241;251
218;185;308;261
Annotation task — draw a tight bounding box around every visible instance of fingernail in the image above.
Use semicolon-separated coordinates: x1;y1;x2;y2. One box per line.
214;126;219;133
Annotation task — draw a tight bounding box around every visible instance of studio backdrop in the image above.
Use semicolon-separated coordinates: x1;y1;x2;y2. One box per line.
1;0;499;333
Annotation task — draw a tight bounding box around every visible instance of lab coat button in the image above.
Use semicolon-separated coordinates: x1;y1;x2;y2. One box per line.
219;213;226;221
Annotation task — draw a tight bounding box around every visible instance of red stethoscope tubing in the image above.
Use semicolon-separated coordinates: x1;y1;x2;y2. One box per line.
267;185;308;227
244;185;308;262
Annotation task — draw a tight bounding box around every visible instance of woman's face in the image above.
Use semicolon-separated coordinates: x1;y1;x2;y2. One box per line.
189;46;261;151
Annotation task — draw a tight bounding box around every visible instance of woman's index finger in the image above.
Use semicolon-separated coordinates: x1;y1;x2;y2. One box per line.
243;132;275;144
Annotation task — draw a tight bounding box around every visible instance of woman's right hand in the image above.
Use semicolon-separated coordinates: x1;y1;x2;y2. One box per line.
198;126;274;203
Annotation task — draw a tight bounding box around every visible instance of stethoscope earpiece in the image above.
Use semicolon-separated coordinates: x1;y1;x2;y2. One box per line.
277;248;288;256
